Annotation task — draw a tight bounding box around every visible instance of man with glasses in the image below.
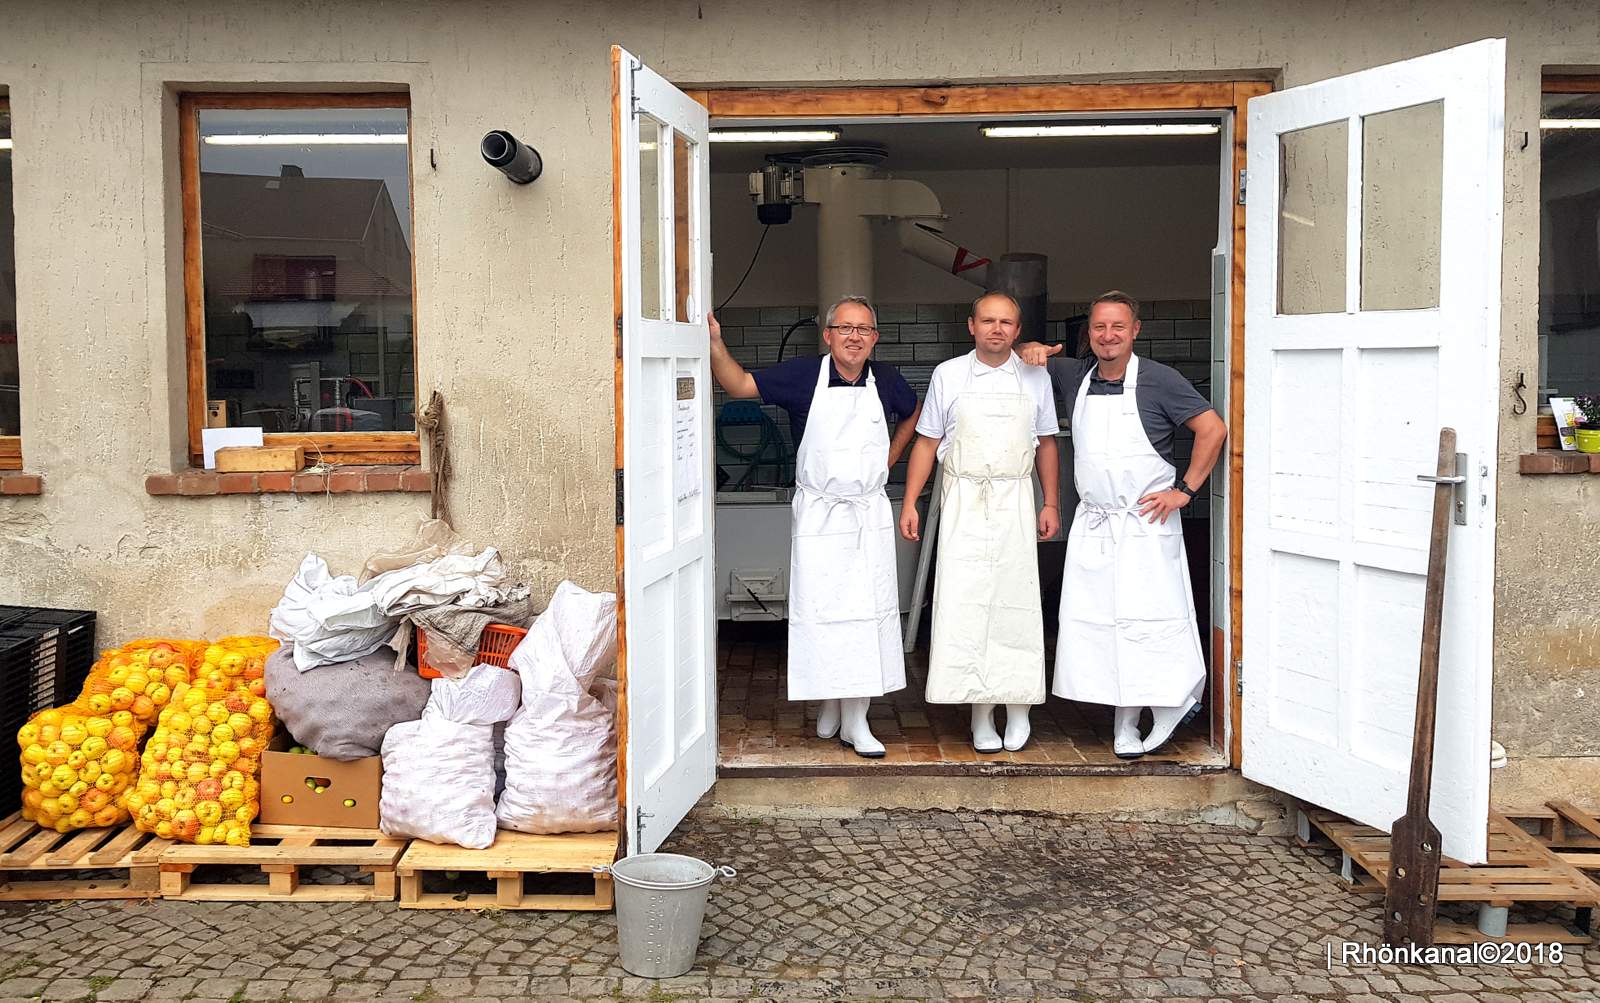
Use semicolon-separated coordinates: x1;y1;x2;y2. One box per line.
709;296;920;757
898;291;1060;754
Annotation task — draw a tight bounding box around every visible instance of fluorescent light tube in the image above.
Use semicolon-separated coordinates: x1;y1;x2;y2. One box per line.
1540;119;1600;130
203;133;408;146
982;123;1220;138
0;139;11;151
709;129;840;143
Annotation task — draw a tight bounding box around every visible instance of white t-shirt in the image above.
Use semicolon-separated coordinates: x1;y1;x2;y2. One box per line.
914;350;1060;460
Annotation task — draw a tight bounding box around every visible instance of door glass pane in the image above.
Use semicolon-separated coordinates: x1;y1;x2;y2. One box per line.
672;130;695;322
1361;101;1443;311
638;115;663;321
196;106;414;433
1278;120;1349;315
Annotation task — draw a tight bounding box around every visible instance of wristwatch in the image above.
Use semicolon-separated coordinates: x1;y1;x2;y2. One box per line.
1174;481;1198;499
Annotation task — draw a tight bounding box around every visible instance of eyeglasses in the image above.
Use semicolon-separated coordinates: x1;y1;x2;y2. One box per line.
827;324;878;337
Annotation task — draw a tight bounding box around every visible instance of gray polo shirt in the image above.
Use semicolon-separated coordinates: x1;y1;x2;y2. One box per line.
1045;354;1213;470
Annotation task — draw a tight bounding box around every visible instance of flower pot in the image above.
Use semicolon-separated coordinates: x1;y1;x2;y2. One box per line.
1577;428;1600;454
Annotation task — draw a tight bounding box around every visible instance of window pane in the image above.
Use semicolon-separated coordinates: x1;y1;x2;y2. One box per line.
1541;91;1600;398
638;115;663;320
197;106;414;433
1361;102;1443;311
673;129;695;322
1278;120;1349;316
0;107;16;437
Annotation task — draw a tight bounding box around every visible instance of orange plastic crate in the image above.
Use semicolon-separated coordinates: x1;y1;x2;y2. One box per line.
416;622;527;679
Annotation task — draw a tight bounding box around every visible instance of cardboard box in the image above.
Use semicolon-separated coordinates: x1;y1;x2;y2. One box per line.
260;738;382;829
214;445;306;472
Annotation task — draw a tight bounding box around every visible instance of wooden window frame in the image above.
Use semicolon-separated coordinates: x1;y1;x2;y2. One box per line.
0;97;17;470
654;80;1270;768
179;92;420;467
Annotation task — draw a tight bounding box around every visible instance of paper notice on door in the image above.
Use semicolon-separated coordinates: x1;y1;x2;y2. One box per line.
674;373;701;501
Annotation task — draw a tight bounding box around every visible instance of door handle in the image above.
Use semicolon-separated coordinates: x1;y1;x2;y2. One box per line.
1416;451;1468;526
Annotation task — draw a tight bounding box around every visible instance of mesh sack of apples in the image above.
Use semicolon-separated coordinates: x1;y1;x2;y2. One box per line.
121;636;278;846
15;639;202;833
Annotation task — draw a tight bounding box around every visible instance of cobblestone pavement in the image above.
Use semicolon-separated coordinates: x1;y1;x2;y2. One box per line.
1;808;1595;1002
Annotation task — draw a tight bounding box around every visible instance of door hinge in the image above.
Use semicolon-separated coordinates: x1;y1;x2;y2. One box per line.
1234;658;1244;696
628;58;643;119
636;804;653;840
615;468;625;525
1237;169;1248;206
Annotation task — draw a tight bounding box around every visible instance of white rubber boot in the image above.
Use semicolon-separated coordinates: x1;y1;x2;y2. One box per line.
971;703;1002;753
838;697;885;758
1003;704;1032;752
1113;706;1145;759
816;699;841;740
1142;685;1202;755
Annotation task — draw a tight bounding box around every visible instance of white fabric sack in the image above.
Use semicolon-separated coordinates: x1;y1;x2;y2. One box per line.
379;663;522;849
366;547;510;616
497;582;619;834
269;554;397;671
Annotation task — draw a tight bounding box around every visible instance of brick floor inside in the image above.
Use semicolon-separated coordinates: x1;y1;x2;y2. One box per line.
718;622;1217;770
1;808;1593;1002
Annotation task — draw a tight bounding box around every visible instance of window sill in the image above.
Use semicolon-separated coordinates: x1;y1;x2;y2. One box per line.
0;473;43;496
145;465;432;496
1519;451;1600;475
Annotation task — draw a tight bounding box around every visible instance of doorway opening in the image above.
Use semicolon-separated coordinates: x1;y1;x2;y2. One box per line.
702;98;1241;775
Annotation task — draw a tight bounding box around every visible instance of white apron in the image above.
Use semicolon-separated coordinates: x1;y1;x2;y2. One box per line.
925;357;1045;705
1053;354;1205;707
787;358;906;700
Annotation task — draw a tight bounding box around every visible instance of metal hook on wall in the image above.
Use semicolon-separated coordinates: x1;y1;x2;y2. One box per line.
1511;371;1528;416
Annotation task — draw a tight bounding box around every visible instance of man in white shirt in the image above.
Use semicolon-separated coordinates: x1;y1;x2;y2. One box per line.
898;291;1060;752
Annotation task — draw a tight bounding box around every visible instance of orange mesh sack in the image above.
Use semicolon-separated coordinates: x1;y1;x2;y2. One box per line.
123;636;277;845
15;639;200;832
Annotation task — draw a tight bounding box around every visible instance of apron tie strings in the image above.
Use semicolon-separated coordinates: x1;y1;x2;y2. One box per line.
806;488;876;549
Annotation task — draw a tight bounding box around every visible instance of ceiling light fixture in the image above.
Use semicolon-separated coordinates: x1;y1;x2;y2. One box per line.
1540;118;1600;130
203;133;408;146
981;123;1220;138
709;129;841;143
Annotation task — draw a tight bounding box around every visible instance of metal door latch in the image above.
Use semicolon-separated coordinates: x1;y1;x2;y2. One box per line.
1417;451;1468;526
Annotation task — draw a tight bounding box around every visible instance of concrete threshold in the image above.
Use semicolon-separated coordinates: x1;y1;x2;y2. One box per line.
709;767;1294;835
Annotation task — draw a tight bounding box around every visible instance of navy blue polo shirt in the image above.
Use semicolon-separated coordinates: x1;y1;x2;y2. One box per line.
752;355;918;447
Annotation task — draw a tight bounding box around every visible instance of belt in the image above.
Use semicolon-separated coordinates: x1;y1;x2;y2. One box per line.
798;485;880;547
1080;502;1140;541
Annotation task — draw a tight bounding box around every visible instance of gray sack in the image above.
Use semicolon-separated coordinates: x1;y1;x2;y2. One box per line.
265;645;433;760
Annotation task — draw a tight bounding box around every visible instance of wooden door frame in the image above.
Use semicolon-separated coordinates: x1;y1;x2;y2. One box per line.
618;78;1271;774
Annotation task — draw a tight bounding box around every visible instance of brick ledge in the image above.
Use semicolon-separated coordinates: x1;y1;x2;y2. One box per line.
1519;451;1600;475
0;472;43;496
145;465;431;496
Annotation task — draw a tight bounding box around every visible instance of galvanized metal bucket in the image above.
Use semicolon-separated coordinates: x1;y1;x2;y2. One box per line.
596;854;737;978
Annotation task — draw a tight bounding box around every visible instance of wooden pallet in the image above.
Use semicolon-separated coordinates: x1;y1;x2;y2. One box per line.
396;829;616;910
1299;806;1600;944
0;812;171;901
158;823;407;902
1503;801;1600;876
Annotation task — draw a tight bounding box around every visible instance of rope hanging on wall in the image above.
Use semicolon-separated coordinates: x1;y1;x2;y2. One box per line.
416;390;452;526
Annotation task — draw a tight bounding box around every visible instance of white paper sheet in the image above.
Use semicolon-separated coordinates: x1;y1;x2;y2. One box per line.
674;372;700;502
201;427;265;469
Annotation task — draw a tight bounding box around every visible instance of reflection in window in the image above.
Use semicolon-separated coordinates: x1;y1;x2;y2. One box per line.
196;105;414;433
1541;89;1600;400
0;105;17;437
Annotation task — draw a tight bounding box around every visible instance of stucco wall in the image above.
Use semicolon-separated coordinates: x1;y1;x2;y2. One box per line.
2;1;1597;799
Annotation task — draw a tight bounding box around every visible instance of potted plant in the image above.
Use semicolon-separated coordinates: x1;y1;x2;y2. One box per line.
1576;395;1600;454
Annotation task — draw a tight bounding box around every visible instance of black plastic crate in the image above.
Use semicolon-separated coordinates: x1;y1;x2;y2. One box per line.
0;606;97;819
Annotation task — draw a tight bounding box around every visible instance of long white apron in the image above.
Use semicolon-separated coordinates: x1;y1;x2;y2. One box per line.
926;359;1045;705
787;359;907;700
1053;354;1205;707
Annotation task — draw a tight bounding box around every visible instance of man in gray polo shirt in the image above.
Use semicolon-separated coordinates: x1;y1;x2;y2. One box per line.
1020;291;1227;758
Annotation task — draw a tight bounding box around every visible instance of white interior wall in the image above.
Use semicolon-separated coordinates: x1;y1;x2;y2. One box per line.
711;164;1220;308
